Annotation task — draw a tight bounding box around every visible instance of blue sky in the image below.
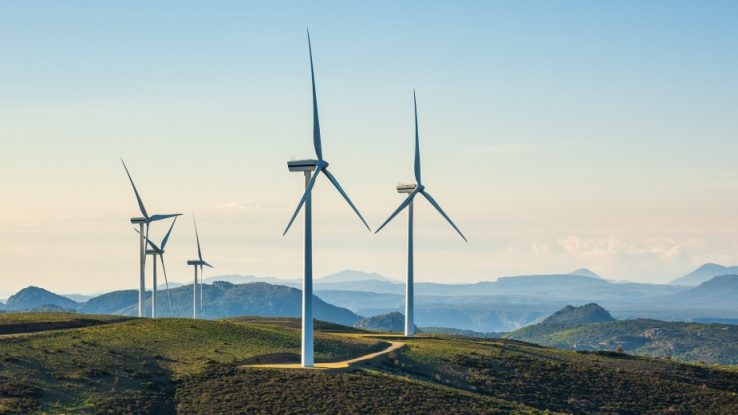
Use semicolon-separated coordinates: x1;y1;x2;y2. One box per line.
1;1;737;295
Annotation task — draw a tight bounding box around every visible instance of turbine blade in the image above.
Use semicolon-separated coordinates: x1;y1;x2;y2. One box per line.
193;216;203;262
420;190;467;242
160;254;173;314
202;261;214;268
150;213;182;222
413;90;421;185
283;166;322;235
133;227;161;252
160;216;177;250
322;168;371;231
121;159;149;219
374;190;418;234
307;29;323;160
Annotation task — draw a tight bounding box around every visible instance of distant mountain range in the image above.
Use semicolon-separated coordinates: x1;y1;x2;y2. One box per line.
1;282;362;326
4;266;738;334
671;263;738;286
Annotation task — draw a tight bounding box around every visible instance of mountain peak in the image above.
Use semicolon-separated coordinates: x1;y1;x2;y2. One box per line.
671;263;738;286
542;303;615;326
6;286;79;312
568;268;601;279
319;270;398;283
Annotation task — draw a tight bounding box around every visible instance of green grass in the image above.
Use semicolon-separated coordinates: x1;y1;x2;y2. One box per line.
2;313;738;414
381;335;738;414
174;365;544;414
0;312;130;335
0;315;385;414
507;318;738;364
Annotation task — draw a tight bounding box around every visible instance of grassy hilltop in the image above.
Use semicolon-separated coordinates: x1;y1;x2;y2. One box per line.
1;312;737;414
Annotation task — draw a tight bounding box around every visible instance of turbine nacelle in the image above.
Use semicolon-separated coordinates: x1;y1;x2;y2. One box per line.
397;183;418;194
288;159;319;172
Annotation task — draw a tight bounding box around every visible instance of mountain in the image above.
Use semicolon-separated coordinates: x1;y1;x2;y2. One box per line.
61;294;94;303
540;303;615;325
28;304;77;313
318;269;399;283
671;263;738;286
202;274;301;287
568;268;602;279
80;282;363;326
5;287;79;311
665;274;738;307
353;312;412;332
314;290;403;313
508;317;738;365
79;290;141;314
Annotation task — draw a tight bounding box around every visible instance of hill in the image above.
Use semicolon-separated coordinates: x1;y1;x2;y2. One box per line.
353;312;413;333
665;274;738;307
541;303;615;325
508;314;738;365
671;263;738;286
4;287;78;311
2;313;738;413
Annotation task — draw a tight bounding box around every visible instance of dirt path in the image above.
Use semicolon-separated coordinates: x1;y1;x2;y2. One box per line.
244;340;405;370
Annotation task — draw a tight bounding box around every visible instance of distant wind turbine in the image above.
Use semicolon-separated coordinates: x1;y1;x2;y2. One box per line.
122;159;182;318
283;30;371;367
134;216;177;317
187;216;213;319
375;91;467;337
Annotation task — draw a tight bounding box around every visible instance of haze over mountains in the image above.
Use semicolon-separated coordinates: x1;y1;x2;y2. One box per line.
3;264;738;333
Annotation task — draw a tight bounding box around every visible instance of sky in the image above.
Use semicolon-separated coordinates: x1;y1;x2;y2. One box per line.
1;1;737;297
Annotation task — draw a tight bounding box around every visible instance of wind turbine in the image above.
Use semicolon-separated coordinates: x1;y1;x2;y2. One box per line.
122;159;182;318
283;30;371;367
134;216;178;317
187;216;213;319
375;91;467;337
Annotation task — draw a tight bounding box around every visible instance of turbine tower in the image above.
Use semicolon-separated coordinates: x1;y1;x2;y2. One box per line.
283;30;371;367
135;216;177;317
187;216;212;319
375;91;467;337
122;159;182;318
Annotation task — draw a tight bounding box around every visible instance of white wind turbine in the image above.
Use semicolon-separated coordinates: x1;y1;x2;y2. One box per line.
187;216;213;319
283;30;371;367
134;216;177;317
122;159;182;318
375;91;467;336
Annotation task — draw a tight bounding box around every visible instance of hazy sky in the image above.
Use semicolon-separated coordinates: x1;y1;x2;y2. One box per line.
1;1;737;296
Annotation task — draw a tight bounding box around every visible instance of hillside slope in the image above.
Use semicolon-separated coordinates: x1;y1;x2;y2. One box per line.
665;274;738;307
4;287;78;311
1;314;737;414
508;317;738;365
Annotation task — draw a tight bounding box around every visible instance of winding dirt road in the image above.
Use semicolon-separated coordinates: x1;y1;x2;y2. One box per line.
244;340;405;370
